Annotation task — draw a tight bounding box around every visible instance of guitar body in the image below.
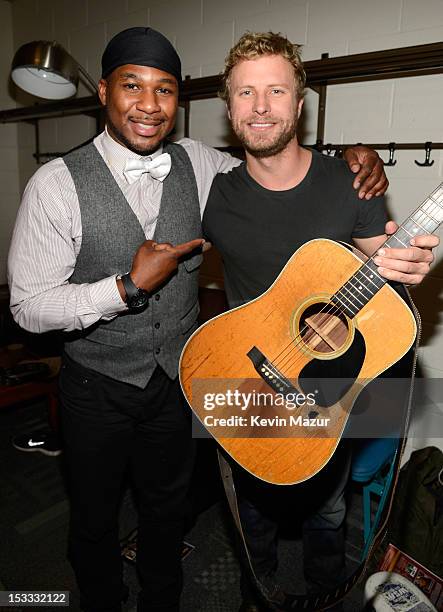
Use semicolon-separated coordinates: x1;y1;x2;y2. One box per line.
180;239;417;485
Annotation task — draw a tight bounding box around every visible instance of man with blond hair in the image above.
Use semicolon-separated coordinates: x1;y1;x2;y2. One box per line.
203;31;438;611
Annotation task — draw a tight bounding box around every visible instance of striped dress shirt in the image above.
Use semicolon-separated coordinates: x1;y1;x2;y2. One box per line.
8;130;240;333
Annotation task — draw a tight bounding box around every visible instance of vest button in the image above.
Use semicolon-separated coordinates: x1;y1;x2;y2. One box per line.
154;322;160;329
155;348;161;355
154;294;160;301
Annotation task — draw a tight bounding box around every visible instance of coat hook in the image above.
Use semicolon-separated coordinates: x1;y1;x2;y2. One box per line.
415;142;434;167
384;142;397;166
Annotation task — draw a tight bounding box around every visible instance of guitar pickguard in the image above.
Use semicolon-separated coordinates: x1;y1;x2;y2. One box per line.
299;328;366;408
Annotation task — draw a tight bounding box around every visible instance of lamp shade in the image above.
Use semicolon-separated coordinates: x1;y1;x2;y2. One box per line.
11;41;79;99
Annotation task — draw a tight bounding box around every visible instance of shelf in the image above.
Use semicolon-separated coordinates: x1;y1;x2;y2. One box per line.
1;42;441;124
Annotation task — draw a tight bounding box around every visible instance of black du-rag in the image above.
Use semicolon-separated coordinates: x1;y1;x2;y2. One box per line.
101;27;182;86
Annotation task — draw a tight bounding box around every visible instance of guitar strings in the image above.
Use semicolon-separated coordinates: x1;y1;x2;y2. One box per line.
273;301;347;373
271;258;382;371
273;203;439;375
273;249;410;374
270;299;351;374
279;198;441;372
273;196;442;380
267;203;441;380
269;238;402;371
276;267;376;375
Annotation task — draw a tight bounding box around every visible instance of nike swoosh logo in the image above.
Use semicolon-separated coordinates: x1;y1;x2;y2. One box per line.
28;439;45;446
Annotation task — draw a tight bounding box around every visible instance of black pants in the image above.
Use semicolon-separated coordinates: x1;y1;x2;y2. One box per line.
59;356;195;612
236;443;351;608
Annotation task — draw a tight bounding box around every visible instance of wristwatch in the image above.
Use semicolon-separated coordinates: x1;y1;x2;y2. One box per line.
121;273;149;311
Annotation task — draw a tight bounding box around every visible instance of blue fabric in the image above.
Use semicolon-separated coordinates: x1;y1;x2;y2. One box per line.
351;438;398;482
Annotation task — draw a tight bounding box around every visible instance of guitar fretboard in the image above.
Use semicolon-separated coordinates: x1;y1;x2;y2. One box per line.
331;183;443;318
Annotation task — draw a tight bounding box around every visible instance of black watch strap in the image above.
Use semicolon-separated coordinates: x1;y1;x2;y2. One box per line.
121;273;149;311
121;273;139;303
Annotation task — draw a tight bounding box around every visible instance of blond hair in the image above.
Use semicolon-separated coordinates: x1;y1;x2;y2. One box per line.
219;31;306;106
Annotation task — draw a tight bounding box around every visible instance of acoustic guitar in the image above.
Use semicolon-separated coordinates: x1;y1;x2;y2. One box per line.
180;183;443;485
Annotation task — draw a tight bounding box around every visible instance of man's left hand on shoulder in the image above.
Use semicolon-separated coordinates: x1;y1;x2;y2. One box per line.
344;145;388;200
374;221;440;286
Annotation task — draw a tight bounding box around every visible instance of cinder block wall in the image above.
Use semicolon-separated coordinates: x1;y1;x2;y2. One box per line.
3;0;443;457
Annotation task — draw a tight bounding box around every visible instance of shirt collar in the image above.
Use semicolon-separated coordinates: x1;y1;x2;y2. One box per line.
100;126;164;177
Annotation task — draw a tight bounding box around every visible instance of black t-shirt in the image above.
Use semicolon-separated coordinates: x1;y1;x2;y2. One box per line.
203;149;387;308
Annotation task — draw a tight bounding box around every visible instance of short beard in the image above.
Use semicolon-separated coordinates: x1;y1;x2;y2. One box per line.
233;117;298;159
105;112;161;156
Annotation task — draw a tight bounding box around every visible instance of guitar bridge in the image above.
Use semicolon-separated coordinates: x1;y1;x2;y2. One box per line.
247;346;300;396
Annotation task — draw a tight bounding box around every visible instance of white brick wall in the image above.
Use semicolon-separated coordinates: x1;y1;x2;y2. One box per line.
1;0;442;455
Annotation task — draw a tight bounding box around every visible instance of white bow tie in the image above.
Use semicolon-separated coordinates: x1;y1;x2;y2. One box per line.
123;153;171;184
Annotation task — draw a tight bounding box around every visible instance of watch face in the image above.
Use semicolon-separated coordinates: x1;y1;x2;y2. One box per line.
129;289;149;310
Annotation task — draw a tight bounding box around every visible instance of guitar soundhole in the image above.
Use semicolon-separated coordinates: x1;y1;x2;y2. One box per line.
299;302;349;354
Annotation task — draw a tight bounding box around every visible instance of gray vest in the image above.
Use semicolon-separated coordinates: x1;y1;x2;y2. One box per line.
63;140;202;388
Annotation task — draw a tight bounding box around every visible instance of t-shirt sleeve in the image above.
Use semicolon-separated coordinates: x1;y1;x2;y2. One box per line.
201;173;220;243
351;192;388;239
177;138;242;217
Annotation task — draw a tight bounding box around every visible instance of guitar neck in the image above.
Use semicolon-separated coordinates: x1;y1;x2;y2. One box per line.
332;182;443;319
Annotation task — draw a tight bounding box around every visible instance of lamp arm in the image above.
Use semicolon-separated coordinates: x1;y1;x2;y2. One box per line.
76;62;98;94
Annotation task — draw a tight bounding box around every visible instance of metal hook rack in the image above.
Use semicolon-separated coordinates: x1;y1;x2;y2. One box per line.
415;141;435;167
384;143;397;166
313;141;442;163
